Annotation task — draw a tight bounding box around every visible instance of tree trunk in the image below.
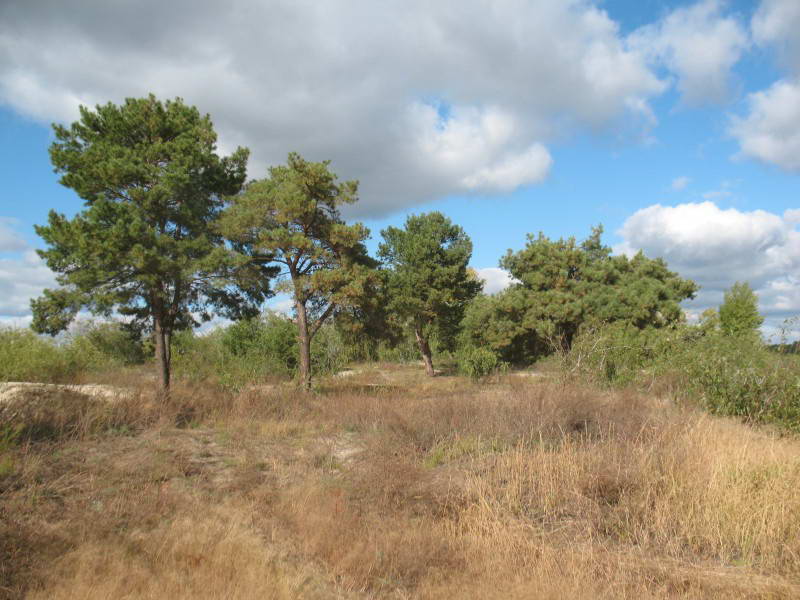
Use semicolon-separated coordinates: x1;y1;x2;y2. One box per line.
154;315;171;394
414;324;435;377
295;300;312;390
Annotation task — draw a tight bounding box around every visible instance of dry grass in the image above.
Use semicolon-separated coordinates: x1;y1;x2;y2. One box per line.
2;364;800;598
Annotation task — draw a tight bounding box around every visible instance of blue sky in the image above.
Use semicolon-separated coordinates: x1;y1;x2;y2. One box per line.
2;0;800;337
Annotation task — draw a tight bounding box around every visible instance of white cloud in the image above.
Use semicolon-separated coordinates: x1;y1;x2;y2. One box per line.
628;0;748;105
731;1;800;171
0;217;27;251
475;267;515;295
617;202;800;328
671;176;691;191
267;296;295;316
460;144;553;193
0;219;56;319
0;249;56;318
730;79;800;171
0;0;666;216
752;0;800;71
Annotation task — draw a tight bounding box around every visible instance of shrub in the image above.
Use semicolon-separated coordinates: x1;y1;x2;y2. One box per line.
70;321;147;366
563;323;800;431
0;327;107;383
171;312;348;389
376;328;421;363
457;347;501;380
221;313;298;372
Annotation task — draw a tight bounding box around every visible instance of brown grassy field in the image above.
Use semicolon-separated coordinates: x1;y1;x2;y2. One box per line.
2;364;800;599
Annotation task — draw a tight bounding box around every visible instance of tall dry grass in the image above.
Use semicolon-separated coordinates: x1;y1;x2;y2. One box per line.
3;366;800;598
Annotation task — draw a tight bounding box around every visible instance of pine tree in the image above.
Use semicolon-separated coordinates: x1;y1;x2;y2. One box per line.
31;95;272;392
462;226;697;363
219;153;378;389
379;212;482;376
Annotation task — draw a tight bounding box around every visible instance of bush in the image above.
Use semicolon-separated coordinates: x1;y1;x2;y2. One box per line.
563;323;800;431
71;321;147;366
457;347;501;380
376;328;421;363
221;313;298;372
0;326;118;383
171;313;348;389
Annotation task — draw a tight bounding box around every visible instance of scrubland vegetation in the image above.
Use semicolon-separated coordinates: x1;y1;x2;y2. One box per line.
1;365;800;598
3;318;800;599
4;94;800;598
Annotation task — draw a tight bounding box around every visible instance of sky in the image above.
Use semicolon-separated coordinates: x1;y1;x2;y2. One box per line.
2;0;800;339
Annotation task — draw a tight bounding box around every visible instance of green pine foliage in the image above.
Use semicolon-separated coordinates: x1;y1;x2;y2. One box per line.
379;212;482;376
461;226;697;364
31;95;273;391
219;153;379;389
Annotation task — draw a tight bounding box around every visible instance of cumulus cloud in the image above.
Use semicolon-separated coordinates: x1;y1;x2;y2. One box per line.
617;202;800;326
671;176;691;191
0;218;56;319
0;218;27;251
730;79;800;171
752;0;800;71
729;1;800;171
0;0;667;216
628;0;748;105
475;267;516;295
0;249;56;318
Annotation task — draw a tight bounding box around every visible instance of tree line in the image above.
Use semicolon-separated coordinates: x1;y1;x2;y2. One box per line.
32;95;757;393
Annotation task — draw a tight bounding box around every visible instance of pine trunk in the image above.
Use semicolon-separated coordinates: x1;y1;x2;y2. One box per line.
414;324;435;377
296;300;312;390
154;315;171;394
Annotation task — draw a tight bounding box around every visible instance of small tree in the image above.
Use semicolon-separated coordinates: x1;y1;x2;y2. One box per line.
462;226;697;364
219;153;377;389
379;212;482;376
719;282;763;337
31;95;271;392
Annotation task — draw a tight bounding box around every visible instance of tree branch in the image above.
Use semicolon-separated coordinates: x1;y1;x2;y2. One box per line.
309;302;336;340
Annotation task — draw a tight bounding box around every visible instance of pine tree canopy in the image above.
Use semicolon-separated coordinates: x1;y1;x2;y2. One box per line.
462;226;698;362
218;152;378;388
378;211;482;375
31;95;274;388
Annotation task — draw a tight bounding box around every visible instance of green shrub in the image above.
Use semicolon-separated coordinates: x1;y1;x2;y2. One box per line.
311;324;347;375
70;320;147;366
0;322;144;383
376;328;420;363
172;312;348;389
457;346;501;380
221;312;298;371
0;327;102;382
563;323;800;431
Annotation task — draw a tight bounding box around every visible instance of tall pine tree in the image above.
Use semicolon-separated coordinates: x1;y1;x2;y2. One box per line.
32;95;273;392
379;212;481;376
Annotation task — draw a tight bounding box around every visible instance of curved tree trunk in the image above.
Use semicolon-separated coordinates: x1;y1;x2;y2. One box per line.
295;300;312;390
414;323;435;377
154;315;171;395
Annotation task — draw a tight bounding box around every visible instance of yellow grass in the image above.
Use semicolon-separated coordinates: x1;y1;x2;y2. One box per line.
2;365;800;598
